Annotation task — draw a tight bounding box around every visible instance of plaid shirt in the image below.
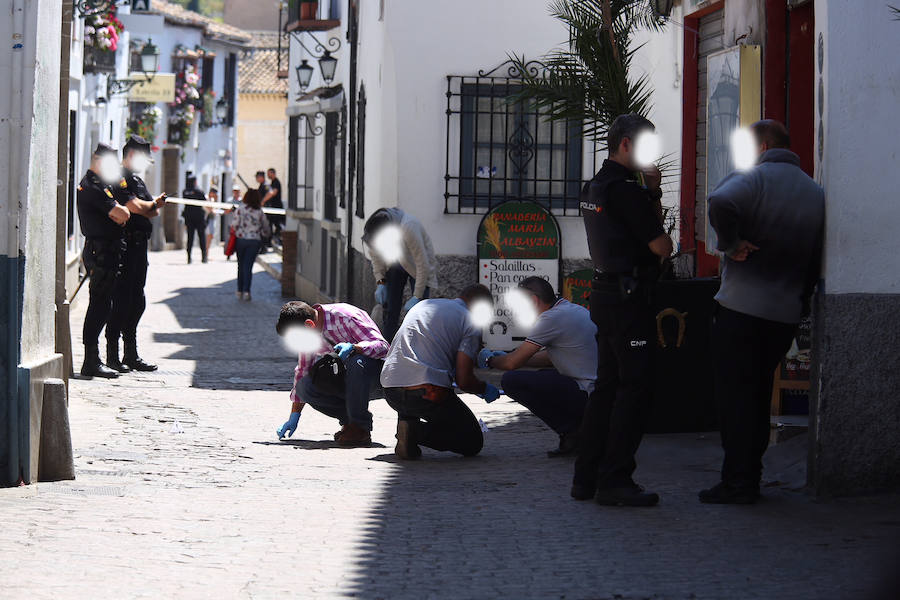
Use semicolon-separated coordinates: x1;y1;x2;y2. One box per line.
289;303;389;403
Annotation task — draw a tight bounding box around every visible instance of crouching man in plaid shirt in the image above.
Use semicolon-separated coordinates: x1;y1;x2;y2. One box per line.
276;301;389;446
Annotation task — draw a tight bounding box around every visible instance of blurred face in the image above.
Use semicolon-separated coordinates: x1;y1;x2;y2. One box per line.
126;150;151;175
96;153;122;185
256;174;264;184
209;191;218;201
467;296;494;328
505;288;539;329
267;170;275;180
232;189;241;200
615;128;657;172
280;322;323;355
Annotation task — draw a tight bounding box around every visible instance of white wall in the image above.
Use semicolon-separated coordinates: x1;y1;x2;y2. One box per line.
355;0;684;260
1;0;64;363
815;0;900;294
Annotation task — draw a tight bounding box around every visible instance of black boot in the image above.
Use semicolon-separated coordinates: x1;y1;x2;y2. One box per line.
547;431;578;458
80;345;119;379
106;340;132;373
123;341;157;372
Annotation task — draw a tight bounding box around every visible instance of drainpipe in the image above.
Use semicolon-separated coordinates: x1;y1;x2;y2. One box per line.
56;0;74;381
344;1;358;302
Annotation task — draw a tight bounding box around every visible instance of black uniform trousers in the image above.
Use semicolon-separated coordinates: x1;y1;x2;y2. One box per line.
712;305;796;488
384;387;484;457
82;238;124;347
185;219;207;260
107;234;149;346
574;289;655;491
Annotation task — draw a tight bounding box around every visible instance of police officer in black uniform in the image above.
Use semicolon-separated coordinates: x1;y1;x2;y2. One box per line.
573;114;673;507
77;144;132;378
181;173;208;264
106;135;166;372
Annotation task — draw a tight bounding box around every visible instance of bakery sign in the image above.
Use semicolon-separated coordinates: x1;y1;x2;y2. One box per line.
477;201;561;351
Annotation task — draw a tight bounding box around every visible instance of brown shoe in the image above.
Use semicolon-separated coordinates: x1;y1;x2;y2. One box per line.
394;420;422;460
336;423;371;447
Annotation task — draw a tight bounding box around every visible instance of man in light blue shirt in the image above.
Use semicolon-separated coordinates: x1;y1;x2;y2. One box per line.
479;277;597;457
381;284;500;459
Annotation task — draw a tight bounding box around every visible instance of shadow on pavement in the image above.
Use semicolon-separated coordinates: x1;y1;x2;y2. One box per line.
156;276;297;392
339;405;900;600
252;440;388;450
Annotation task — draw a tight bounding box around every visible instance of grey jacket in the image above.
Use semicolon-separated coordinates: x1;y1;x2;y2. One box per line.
708;149;825;324
369;208;439;298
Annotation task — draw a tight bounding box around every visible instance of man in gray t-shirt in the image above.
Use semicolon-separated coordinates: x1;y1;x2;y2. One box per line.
479;277;597;457
381;284;500;460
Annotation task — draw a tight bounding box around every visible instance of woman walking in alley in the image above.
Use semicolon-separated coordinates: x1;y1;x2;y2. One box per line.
231;189;270;301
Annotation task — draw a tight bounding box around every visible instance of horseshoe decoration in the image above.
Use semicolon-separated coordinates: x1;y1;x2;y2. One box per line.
656;308;688;349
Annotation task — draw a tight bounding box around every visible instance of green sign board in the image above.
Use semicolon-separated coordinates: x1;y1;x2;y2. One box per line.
562;268;593;309
477;201;561;350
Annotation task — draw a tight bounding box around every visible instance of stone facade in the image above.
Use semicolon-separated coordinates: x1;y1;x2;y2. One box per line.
810;293;900;494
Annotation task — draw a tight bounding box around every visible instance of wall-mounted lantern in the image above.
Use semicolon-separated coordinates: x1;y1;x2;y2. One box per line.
108;38;160;96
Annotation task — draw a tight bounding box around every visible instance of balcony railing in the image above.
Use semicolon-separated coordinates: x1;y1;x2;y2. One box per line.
83;46;117;74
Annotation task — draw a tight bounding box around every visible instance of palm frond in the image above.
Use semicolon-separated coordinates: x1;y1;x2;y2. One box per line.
509;0;664;150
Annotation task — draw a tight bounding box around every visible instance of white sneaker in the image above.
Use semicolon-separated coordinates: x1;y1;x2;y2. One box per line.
243;292;252;301
235;291;242;299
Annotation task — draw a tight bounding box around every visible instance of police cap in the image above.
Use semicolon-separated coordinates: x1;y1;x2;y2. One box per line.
123;135;152;157
93;143;118;158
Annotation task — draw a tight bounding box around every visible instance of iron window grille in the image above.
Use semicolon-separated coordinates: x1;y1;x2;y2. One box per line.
324;111;345;221
444;60;588;216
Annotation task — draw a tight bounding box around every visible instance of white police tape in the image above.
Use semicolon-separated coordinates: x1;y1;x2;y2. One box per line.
163;196;287;216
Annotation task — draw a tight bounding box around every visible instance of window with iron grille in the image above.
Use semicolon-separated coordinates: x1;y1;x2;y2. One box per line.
324;112;339;221
445;61;585;215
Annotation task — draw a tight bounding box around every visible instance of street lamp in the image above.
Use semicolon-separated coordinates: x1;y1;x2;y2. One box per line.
140;38;160;74
318;51;338;84
296;59;314;91
108;38;160;96
651;0;675;18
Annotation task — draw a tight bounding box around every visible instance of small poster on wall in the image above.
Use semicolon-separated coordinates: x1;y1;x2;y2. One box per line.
477;201;561;351
562;268;593;310
705;45;761;255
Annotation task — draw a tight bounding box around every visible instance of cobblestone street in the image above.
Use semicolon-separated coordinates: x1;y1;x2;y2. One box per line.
1;250;898;599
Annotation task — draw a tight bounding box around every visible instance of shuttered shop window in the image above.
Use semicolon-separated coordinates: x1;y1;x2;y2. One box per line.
695;9;725;245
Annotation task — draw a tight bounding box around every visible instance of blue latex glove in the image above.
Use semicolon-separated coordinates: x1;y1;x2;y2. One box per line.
374;283;387;306
277;412;301;439
477;348;507;369
334;342;355;360
403;296;419;311
481;384;501;404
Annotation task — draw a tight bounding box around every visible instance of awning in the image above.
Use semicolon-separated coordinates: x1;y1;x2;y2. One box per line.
286;86;344;117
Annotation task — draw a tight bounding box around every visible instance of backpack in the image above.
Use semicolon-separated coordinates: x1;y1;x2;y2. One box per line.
310;353;346;396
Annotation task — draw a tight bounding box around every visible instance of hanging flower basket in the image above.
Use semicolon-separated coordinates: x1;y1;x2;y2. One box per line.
167;64;201;146
83;9;124;73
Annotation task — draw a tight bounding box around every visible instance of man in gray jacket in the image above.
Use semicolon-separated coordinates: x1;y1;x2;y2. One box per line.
702;119;824;504
363;207;439;341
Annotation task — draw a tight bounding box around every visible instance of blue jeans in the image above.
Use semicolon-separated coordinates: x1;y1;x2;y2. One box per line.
383;264;430;341
296;354;383;430
501;369;589;436
235;238;261;292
